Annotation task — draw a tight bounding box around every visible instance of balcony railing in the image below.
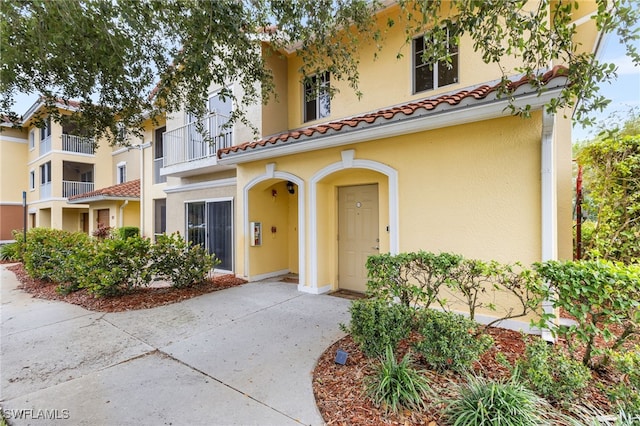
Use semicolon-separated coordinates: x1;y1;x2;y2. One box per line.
40;181;52;199
63;181;94;198
62;134;95;154
163;113;233;167
154;157;166;183
40;136;51;155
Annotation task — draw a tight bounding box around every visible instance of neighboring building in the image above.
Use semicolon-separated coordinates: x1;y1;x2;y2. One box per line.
0;100;166;240
68;116;167;238
211;2;600;329
0;121;28;242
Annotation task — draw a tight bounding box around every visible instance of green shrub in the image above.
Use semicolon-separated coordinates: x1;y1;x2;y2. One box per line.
150;233;218;288
77;235;152;297
0;242;20;261
533;260;640;368
117;226;139;239
23;228;91;285
366;251;462;309
340;299;413;358
443;376;555;426
605;348;640;417
365;345;431;414
413;310;493;372
517;338;591;403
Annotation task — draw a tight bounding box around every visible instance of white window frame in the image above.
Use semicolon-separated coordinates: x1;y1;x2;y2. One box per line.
40;118;51;142
29;129;35;150
303;72;330;123
29;169;35;190
117;161;127;184
412;27;459;94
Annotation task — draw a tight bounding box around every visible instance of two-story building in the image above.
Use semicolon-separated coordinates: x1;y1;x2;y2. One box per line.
205;1;601;329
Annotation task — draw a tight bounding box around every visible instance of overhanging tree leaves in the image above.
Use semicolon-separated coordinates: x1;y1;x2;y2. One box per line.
1;0;638;145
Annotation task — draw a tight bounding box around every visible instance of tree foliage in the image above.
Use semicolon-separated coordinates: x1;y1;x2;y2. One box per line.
577;131;640;263
1;0;638;145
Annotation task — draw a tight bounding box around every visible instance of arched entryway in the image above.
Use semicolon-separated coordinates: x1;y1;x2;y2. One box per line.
243;165;305;287
309;150;399;293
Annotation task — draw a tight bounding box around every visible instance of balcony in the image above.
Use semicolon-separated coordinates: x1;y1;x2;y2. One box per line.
40;181;52;199
40;136;51;155
62;134;95;154
161;113;234;177
63;181;94;198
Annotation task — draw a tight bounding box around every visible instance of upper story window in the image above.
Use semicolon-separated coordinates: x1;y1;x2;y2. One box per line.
40;161;51;184
40;118;52;141
29;130;35;150
413;28;458;93
29;170;35;190
304;72;330;122
117;162;126;184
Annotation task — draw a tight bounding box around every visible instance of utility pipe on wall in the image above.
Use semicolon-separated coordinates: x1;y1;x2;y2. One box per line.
119;200;129;228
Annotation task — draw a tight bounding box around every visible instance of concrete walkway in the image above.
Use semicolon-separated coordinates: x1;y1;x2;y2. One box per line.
0;265;352;425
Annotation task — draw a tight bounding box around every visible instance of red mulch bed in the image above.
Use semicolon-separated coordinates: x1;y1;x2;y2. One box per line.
313;326;630;425
6;263;246;313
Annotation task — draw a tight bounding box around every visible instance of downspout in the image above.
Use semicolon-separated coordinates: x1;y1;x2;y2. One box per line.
541;111;558;342
119;200;129;228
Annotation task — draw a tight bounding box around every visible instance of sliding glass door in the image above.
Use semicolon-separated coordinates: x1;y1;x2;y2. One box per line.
186;199;233;271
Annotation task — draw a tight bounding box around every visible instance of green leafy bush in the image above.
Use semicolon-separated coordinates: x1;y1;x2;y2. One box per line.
413;309;493;372
533;260;640;368
366;251;462;309
77;235;152;297
117;226;139;239
23;228;91;285
366;252;544;329
365;346;431;414
605;348;640;417
340;299;413;358
516;338;591;403
443;376;555;426
150;233;218;288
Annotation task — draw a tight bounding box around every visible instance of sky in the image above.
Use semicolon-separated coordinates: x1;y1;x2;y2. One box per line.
11;28;640;145
572;32;640;142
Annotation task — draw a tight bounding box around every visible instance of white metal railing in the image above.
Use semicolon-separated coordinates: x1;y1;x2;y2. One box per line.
40;136;51;155
62;134;95;154
163;113;233;167
63;181;94;198
154;158;166;183
40;181;52;199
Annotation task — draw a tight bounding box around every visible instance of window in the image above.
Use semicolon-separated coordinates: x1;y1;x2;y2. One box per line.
116;122;127;141
40;162;51;184
29;170;35;190
413;28;458;93
117;162;126;184
304;72;330;122
40;118;51;141
29;130;35;150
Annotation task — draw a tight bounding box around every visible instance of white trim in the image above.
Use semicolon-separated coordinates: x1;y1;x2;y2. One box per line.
248;269;290;282
68;196;139;204
219;84;566;165
0;240;17;244
27;150;95;166
163;177;237;194
29;198;86;205
309;152;399;290
540;111;557;342
0;201;24;206
182;195;234;204
298;284;332;295
111;147;128;156
244;165;306;288
0;135;28;143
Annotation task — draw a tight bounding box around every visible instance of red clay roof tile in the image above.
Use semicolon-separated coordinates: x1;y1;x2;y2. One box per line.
218;66;569;159
68;179;140;202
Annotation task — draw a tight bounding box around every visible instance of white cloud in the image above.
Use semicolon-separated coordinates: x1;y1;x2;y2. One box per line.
606;54;640;76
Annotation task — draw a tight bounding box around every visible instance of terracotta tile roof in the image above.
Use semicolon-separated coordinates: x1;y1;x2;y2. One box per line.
68;179;140;202
218;66;568;159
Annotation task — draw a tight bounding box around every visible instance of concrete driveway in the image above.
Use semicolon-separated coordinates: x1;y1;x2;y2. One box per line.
0;265;352;425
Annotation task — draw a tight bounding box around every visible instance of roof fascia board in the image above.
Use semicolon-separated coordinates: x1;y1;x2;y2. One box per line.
219;86;564;165
67;195;139;204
